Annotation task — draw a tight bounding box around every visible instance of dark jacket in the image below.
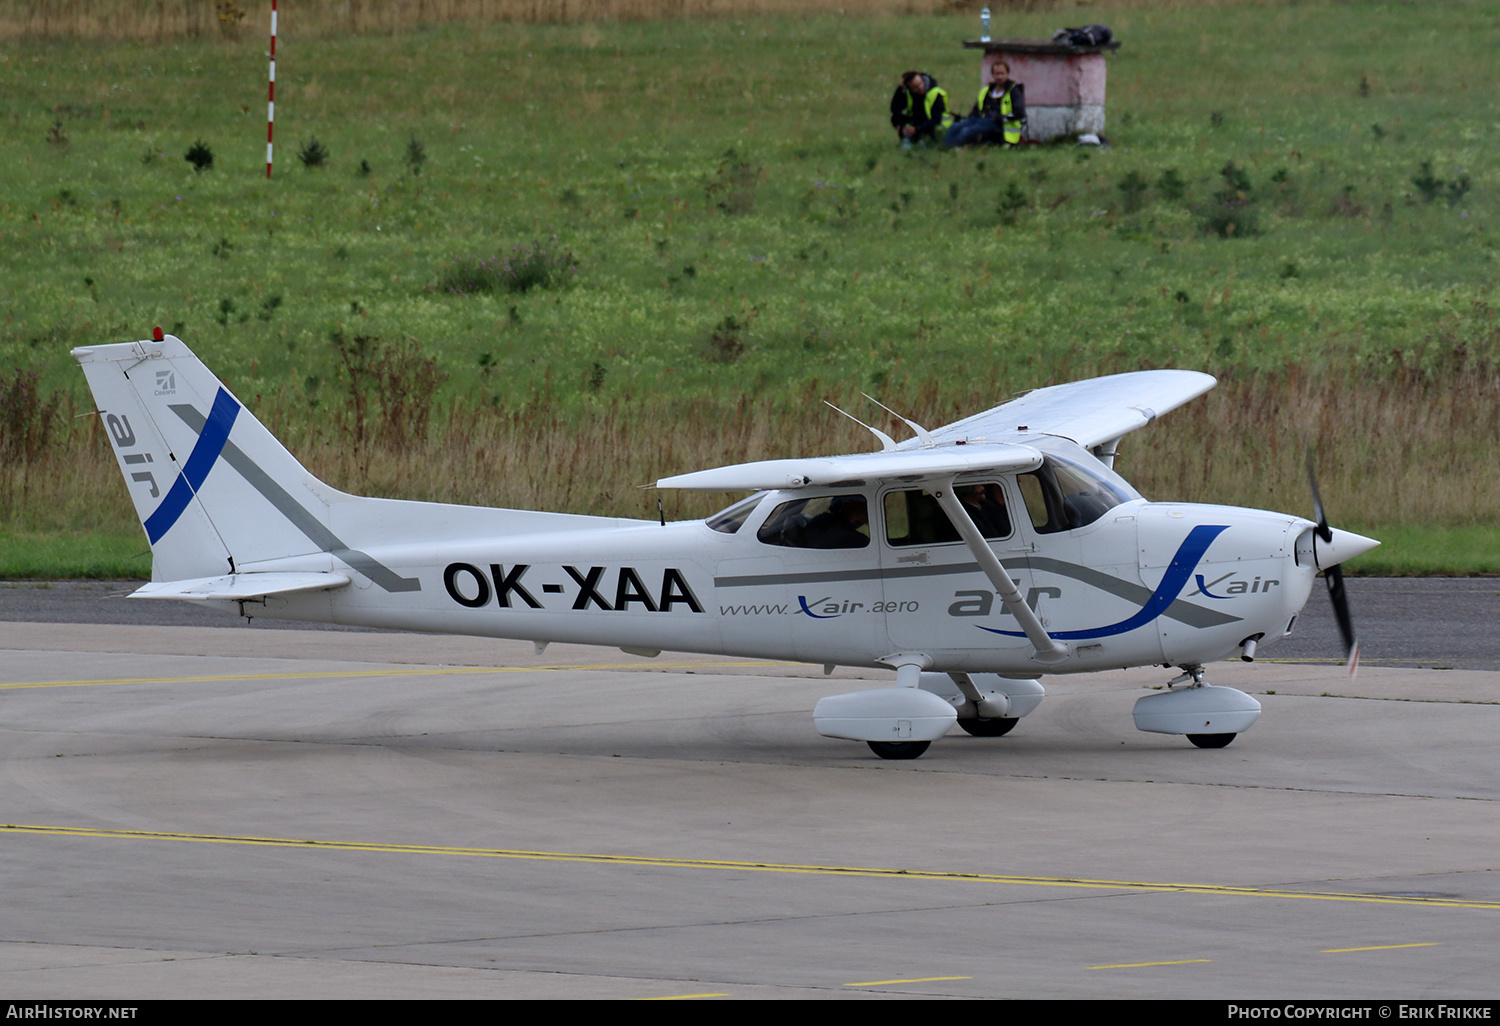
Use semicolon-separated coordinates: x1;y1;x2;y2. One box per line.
890;74;951;139
968;80;1026;123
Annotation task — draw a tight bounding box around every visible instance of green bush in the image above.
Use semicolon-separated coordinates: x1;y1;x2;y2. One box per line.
183;140;213;171
435;238;579;295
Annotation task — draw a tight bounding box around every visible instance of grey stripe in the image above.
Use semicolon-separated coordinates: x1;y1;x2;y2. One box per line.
717;554;1239;629
171;405;421;593
716;562;974;589
1013;555;1239;629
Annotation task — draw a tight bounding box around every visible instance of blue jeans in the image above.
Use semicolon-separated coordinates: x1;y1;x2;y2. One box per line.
945;116;1003;148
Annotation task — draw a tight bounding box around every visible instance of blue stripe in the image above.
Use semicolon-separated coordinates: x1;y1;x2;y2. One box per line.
977;524;1230;641
143;388;240;544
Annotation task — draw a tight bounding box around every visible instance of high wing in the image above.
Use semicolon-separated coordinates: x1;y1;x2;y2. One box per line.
925;370;1216;450
656;370;1213;491
655;445;1042;492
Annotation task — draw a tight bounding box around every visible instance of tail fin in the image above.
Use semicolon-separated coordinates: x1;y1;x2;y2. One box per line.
73;334;417;592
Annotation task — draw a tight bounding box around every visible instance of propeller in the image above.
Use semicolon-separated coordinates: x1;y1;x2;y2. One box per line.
1305;449;1367;676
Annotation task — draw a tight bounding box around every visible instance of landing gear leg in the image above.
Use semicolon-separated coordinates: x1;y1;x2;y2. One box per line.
1167;664;1207;688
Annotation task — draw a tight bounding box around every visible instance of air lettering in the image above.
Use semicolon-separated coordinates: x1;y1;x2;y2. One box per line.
1026;586;1062;612
106;414;136;448
949;589;993;617
130;471;161;499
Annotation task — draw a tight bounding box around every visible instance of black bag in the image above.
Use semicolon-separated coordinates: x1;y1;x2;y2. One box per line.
1055;24;1113;46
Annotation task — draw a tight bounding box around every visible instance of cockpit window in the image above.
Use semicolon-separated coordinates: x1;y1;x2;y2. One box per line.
1018;455;1135;534
706;492;766;535
757;494;870;549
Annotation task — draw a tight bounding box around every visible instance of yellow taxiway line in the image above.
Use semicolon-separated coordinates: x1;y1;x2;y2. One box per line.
4;822;1498;912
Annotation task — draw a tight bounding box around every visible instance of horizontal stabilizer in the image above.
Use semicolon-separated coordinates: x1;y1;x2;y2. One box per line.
656;444;1042;492
131;572;352;602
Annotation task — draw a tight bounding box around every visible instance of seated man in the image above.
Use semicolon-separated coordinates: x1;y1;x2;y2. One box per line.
890;71;953;149
802;495;870;549
944;58;1026;148
958;483;1011;539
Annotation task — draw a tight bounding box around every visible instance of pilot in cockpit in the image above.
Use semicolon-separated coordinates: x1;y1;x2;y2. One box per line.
803;495;870;549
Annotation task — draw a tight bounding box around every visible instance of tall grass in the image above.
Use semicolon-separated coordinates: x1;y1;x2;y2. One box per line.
7;358;1496;534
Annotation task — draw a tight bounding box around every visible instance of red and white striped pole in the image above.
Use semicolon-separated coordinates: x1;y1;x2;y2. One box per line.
266;0;277;179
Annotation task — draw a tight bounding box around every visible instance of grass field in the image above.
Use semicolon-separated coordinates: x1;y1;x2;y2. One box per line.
2;0;1497;577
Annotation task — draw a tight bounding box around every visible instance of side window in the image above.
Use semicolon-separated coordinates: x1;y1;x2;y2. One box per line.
884;489;959;547
757;494;869;549
953;482;1012;540
883;483;1011;547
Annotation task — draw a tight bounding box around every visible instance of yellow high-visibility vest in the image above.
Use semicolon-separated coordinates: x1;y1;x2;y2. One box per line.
902;85;954;131
976;83;1021;145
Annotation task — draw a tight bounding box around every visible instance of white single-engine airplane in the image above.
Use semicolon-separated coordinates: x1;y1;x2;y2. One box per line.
75;332;1377;759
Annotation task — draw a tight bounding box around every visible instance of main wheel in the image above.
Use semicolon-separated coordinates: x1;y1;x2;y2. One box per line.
1187;733;1236;749
958;717;1019;738
867;740;931;760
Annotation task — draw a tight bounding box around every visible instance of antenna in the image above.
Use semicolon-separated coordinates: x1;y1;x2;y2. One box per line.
823;401;897;452
861;393;935;448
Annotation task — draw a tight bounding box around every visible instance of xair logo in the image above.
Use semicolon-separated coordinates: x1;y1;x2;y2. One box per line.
154;370;177;396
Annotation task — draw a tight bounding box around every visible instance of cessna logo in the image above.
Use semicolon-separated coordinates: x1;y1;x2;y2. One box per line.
154;370;177;395
443;563;703;613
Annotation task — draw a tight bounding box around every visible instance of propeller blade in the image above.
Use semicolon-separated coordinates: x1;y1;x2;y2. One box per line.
1323;561;1358;673
1305;447;1331;542
1307;449;1360;675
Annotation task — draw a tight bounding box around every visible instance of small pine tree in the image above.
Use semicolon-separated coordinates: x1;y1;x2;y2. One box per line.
298;137;330;169
184;141;214;172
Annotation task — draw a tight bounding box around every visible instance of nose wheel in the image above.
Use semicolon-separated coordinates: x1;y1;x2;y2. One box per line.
1187;733;1236;749
1133;664;1261;746
1174;668;1237;747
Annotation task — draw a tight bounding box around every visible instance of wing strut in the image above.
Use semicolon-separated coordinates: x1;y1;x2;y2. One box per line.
933;479;1068;665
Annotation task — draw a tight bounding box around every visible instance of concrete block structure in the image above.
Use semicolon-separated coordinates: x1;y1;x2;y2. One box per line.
962;38;1120;141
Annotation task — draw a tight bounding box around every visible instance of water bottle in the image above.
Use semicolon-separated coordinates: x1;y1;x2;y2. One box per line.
980;7;991;42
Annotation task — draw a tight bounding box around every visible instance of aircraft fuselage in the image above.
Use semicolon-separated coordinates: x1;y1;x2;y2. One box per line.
239;479;1318;676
